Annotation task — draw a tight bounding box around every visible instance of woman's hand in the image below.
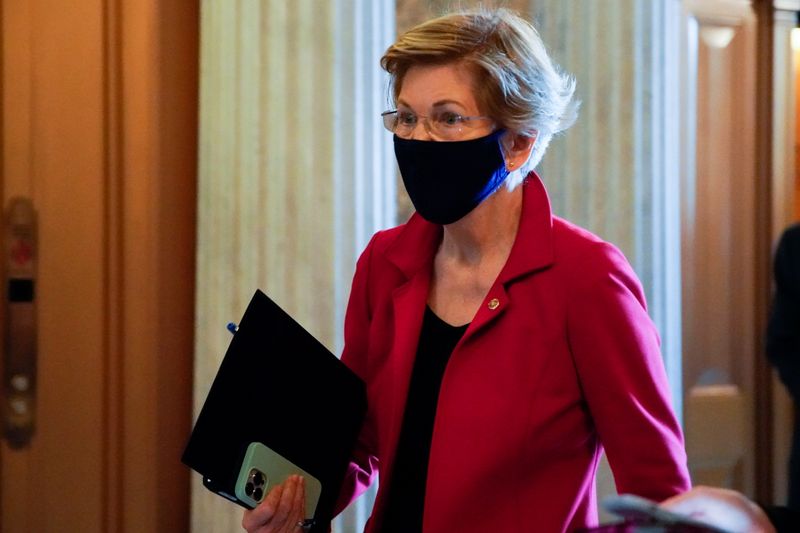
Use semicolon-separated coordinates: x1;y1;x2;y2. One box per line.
660;486;776;533
242;475;308;533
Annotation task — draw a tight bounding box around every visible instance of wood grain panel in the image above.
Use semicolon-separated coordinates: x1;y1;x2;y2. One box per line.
770;5;799;506
2;1;107;530
680;3;758;496
0;0;197;531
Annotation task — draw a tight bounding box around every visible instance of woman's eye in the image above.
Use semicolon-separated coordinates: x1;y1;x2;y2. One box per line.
397;112;417;125
437;112;462;127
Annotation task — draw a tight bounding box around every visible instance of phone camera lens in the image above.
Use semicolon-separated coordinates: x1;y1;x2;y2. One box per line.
253;471;265;486
245;482;254;496
253;488;263;501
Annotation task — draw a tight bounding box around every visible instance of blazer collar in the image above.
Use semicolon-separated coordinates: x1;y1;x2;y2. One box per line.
384;172;555;283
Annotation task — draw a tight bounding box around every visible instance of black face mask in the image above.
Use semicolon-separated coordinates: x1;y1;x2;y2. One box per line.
394;130;509;225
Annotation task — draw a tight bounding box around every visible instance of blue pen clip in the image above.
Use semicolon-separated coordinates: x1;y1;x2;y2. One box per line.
226;322;239;334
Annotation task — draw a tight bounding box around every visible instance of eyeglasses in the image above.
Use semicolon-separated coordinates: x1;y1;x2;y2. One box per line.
381;109;495;141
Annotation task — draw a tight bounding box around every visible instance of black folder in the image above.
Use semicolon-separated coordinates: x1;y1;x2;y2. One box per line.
182;289;367;531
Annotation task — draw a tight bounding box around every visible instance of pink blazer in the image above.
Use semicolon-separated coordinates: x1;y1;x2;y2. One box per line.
335;174;691;532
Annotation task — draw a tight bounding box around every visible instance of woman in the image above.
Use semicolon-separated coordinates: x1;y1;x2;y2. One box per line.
244;8;690;533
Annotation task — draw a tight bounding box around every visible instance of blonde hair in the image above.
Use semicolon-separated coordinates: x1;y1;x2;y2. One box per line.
381;7;579;176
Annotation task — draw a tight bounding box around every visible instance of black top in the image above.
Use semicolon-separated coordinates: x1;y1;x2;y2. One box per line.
381;306;469;533
763;504;800;533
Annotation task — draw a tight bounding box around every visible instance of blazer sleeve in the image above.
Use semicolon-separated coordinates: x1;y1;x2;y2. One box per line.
567;242;691;501
333;234;380;516
767;225;800;401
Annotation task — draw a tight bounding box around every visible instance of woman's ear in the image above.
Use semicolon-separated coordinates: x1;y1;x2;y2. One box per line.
502;131;537;170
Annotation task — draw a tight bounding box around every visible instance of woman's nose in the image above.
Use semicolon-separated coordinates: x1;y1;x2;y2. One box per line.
409;119;434;141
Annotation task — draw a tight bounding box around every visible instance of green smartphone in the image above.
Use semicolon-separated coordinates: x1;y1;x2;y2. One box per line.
234;441;322;519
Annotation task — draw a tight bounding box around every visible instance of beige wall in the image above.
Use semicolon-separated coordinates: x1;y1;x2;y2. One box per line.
192;1;394;531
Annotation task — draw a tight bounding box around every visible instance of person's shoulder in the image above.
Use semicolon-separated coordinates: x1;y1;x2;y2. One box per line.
779;222;800;246
548;216;646;301
355;222;410;270
551;216;628;269
363;223;406;254
552;216;605;246
775;223;800;267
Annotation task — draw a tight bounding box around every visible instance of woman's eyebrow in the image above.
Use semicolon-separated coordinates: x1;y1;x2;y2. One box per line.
431;99;465;108
396;98;467;110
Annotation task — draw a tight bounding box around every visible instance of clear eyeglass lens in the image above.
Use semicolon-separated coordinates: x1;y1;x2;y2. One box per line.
383;111;470;141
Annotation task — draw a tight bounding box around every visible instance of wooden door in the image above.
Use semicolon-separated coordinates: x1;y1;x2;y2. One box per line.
0;1;197;531
0;2;109;530
680;0;761;496
769;0;800;505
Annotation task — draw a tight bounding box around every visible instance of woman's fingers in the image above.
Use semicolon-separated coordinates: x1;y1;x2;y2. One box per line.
275;476;307;533
294;476;306;512
241;481;285;531
242;483;283;531
241;476;307;533
293;477;307;527
272;475;300;524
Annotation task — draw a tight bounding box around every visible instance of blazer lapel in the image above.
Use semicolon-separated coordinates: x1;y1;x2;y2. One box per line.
460;173;555;342
461;283;510;341
381;217;440;476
